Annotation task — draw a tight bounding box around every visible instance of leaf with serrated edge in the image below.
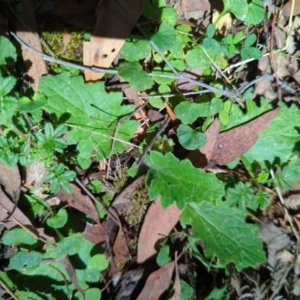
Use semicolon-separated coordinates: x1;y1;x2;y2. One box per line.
145;152;224;210
243;102;299;167
39;73;139;161
181;202;266;271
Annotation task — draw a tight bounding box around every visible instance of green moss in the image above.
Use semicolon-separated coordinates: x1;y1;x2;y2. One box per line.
40;21;85;69
123;185;150;225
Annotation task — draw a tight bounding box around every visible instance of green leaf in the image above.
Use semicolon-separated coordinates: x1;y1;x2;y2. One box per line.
283;159;300;182
0;73;17;96
204;285;227;300
145;152;224;209
39;72;139;161
160;7;177;26
48;233;85;259
175;101;201;124
19;93;47;112
181;202;266;271
1;261;75;299
2;228;37;246
244;0;264;25
152;66;175;85
180;280;194;300
244;34;257;47
75;240;106;285
175;98;223;124
186;46;211;70
88;180;103;193
46;208;68;228
151;22;177;52
177;124;206;150
243;102;299;167
156;244;171;267
223;0;248;21
120;37;151;62
9;251;42;271
220;98;272;130
89;254;109;271
118;61;153;91
0;36;17;65
226;182;258;211
75;288;101;300
206;24;216;38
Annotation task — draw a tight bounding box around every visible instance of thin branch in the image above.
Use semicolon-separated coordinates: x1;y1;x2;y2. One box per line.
10;31;274;100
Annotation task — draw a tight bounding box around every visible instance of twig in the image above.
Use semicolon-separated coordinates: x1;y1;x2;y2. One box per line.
0;278;18;300
269;11;282;100
135;117;171;168
10;30;272;100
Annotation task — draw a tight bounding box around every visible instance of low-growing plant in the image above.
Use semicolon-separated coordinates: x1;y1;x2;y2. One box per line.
0;0;297;298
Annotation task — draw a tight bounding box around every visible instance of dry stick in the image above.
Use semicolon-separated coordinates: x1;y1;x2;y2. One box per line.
74;177;118;225
270;169;299;241
135;117;171;168
10;31;284;100
74;178;125;267
269;11;282;100
0;278;18;300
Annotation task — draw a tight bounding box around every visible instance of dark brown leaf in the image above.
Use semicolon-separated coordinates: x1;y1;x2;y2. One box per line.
136;261;175;300
210;108;279;165
84;222;105;244
57;184;100;224
60;256;84;294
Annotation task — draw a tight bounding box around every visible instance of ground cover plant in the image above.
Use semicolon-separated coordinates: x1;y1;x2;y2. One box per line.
0;0;300;299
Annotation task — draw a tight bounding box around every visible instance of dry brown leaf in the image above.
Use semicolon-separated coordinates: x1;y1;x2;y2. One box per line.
57;184;101;224
282;0;300;16
84;222;105;244
84;0;143;81
0;187;31;229
170;254;181;300
108;228;130;278
186;118;220;168
0;162;20;203
137;197;182;264
176;68;202;92
176;0;210;13
60;256;84;294
258;216;290;251
0;187;54;244
210;108;279;165
136;261;175;300
212;11;233;33
15;0;47;91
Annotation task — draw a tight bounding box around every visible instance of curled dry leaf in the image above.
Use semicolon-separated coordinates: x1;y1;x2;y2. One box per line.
136;261;175;300
137;197;182;264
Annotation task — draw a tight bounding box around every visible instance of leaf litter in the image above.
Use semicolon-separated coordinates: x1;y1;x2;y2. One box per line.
1;0;300;298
